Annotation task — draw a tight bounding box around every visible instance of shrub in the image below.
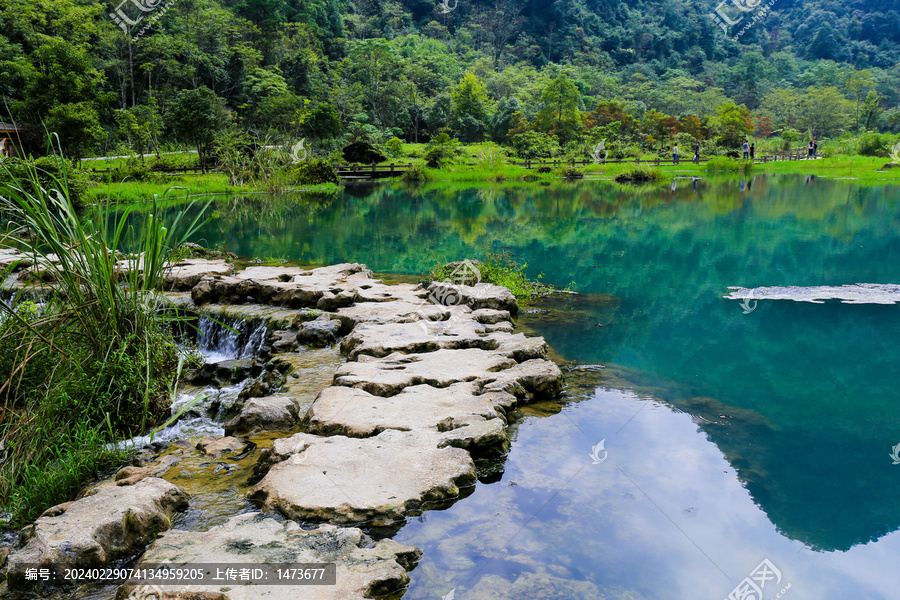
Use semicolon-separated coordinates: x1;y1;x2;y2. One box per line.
423;131;462;168
402;160;430;182
510;130;561;159
288;159;339;185
385;137;404;157
854;132;895;157
560;166;584;179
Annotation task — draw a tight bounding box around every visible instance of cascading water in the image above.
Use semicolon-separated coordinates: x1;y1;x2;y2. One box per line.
193;315;268;362
116;315;270;450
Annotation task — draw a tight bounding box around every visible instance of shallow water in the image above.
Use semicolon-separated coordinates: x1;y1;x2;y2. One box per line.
98;177;900;597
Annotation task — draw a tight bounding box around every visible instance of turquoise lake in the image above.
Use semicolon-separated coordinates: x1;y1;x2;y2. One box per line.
157;175;900;599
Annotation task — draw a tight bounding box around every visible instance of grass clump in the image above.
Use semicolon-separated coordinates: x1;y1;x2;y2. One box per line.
429;251;567;303
705;157;754;173
0;152;206;527
614;163;664;183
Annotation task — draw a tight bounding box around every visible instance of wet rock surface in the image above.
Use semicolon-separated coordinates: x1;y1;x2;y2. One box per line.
196;436;245;457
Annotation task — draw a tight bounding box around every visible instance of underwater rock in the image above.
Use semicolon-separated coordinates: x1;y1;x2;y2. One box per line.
196;436;245;457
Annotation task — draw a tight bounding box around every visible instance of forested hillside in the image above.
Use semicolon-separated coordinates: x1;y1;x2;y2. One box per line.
2;0;900;159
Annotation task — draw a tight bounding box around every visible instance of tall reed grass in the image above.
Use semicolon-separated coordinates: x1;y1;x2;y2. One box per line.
0;149;207;526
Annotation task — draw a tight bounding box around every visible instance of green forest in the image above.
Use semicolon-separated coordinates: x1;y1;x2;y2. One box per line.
3;0;900;163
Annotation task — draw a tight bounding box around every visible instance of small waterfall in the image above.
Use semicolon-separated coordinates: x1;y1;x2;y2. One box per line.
193;315;268;362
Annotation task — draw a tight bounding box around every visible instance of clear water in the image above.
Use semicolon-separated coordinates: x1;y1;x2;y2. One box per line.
127;176;900;599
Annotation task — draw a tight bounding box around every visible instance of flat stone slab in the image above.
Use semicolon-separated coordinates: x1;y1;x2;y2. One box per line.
191;263;371;308
5;478;188;589
725;283;900;305
249;429;476;524
354;281;429;304
480;359;565;399
335;300;452;325
340;320;500;359
305;382;515;438
427;281;518;314
114;512;421;600
333;349;517;396
164;259;234;290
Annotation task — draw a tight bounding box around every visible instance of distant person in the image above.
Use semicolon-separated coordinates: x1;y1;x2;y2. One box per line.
742;139;750;159
750;143;755;159
813;139;818;158
673;144;679;164
693;141;700;163
808;141;814;158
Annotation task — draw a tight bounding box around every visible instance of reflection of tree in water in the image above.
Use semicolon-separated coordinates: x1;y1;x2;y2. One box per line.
212;192;338;228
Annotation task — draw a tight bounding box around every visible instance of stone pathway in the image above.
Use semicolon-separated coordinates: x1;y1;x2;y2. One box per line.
1;261;563;599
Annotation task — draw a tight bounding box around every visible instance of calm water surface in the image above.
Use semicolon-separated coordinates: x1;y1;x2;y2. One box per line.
152;176;900;599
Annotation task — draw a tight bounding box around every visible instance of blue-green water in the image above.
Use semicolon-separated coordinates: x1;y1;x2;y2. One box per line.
162;176;900;599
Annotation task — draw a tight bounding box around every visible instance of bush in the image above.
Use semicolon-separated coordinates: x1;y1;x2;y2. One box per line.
423;131;462;168
854;132;896;157
560;166;584;179
510;130;561;159
288;159;339;185
385;137;404;157
0;156;90;207
402;160;430;182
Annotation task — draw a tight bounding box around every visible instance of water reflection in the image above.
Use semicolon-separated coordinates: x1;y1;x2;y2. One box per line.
394;380;900;600
113;176;900;597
